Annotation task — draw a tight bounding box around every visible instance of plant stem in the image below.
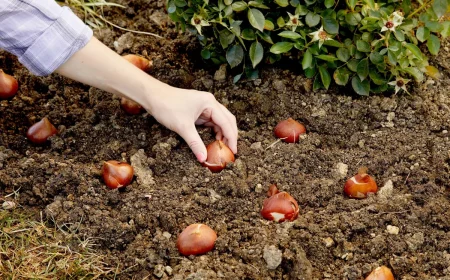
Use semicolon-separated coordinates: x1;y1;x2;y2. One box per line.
407;0;432;19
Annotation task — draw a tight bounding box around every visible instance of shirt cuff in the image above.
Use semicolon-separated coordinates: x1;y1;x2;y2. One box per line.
19;6;93;76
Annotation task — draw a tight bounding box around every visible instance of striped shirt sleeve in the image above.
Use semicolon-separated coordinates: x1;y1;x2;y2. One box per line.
0;0;93;76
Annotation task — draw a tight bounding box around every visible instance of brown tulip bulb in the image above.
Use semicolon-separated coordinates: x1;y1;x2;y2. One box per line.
120;97;144;114
274;118;306;143
102;160;134;189
26;117;58;144
344;167;378;199
177;224;217;256
0;70;18;99
365;266;394;280
122;54;152;72
261;185;299;222
202;140;235;172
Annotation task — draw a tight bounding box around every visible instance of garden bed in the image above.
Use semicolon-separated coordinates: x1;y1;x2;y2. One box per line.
1;0;450;279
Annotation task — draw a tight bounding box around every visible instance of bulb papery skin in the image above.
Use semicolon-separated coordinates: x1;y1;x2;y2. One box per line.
26;117;58;144
365;266;394;280
344;173;378;198
177;224;217;256
261;191;299;222
202;140;235;172
274;118;306;143
0;70;19;99
102;160;134;189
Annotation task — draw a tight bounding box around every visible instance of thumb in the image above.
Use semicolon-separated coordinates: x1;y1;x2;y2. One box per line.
178;125;207;163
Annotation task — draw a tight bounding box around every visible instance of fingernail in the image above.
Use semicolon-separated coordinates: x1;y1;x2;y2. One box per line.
196;152;206;162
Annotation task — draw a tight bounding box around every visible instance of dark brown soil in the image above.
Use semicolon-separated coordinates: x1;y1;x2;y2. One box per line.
1;1;450;279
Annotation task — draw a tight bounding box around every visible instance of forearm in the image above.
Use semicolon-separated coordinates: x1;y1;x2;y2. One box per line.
55;37;166;113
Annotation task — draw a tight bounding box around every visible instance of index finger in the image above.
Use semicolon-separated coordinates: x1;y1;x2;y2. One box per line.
211;104;238;153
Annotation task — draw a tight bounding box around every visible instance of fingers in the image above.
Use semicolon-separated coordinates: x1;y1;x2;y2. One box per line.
211;104;238;154
177;124;208;163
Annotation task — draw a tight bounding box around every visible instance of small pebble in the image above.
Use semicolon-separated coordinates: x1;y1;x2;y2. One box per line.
255;184;263;193
386;225;399;235
2;201;16;210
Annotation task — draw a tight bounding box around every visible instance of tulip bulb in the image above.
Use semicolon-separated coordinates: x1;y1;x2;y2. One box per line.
26;117;58;144
123;54;152;72
261;185;299;222
344;167;378;198
202;140;235;172
102;160;134;189
177;224;217;256
365;266;394;280
0;70;18;99
274;118;306;143
120;97;144;115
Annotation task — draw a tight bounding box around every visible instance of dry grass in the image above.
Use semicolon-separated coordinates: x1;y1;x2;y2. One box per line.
57;0;163;38
0;208;117;279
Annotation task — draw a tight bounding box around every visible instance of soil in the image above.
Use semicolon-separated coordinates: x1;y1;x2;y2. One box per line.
1;0;450;279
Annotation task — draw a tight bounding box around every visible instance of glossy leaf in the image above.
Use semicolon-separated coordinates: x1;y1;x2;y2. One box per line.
416;26;430;42
351;76;370;96
264;20;275;30
324;0;335;8
250;41;264;68
226;45;244;68
427;34;440;55
232;1;247;11
405;43;423;60
318;65;331;89
248;8;265;31
306;12;321;27
336;48;350;62
356;58;369;81
333;68;350;85
278;31;302;39
275;0;289;7
270;42;294;54
323;17;339;34
432;0;447;18
315;54;339;62
356;40;370;52
302;50;313;69
248;1;270;9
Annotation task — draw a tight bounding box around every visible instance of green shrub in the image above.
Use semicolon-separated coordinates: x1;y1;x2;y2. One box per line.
167;0;450;95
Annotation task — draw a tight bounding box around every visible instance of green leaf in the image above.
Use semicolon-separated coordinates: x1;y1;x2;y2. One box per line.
295;5;309;16
270;42;294;54
305;67;316;78
306;12;321;27
345;12;361;26
201;49;211;59
427;34;440;55
425;21;444;33
323;18;339;34
302;50;313;69
356;58;369;81
351;76;370;96
405;43;423;60
369;69;386;85
232;1;247;11
324;0;335;8
248;8;265;32
278;31;302;39
167;1;176;13
403;67;424;82
219;29;235;49
315;54;339;62
277;17;286;27
441;22;450;38
249;41;264;68
387;50;397;65
226;45;244;68
174;0;187;7
241;29;256;40
233;73;243;83
348;0;357;10
224;0;233;5
364;0;375;9
333;68;350;85
416;26;430;42
257;31;274;44
248;1;270;9
323;39;344;48
432;0;447;18
347;59;359;72
318;65;331;89
402;0;411;16
313;75;323;90
264;20;275;30
369;52;383;64
275;0;289;7
356;40;371;52
394;30;405;41
336;48;350;62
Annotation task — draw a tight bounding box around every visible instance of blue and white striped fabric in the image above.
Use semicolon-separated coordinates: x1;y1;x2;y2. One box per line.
0;0;93;76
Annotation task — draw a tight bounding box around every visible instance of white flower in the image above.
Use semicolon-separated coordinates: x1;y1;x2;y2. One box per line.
191;14;210;35
309;26;331;48
381;11;404;32
286;12;302;31
388;77;410;94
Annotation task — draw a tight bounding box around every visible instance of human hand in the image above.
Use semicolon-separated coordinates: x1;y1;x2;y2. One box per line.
145;85;238;163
